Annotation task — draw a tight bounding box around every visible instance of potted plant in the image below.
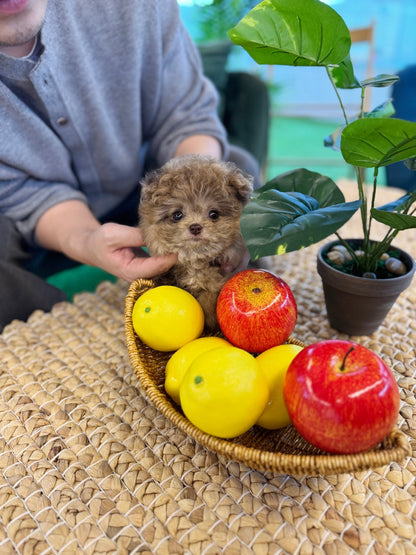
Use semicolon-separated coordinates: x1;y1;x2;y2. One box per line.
194;0;258;115
194;0;254;43
228;0;416;335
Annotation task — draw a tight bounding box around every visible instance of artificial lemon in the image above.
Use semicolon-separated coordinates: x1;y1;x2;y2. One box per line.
180;346;269;438
165;336;232;404
132;285;204;351
256;343;303;430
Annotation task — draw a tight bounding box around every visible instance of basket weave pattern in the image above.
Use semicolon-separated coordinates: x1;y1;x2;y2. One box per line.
0;183;414;552
125;279;410;475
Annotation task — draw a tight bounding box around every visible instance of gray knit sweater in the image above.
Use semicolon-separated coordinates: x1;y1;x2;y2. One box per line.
0;0;227;245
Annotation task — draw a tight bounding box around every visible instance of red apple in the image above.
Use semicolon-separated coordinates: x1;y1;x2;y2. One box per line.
283;340;400;454
216;269;297;353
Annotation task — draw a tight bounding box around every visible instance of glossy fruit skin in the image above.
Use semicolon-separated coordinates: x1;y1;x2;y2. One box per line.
165;336;231;405
132;285;204;351
256;343;303;430
216;269;297;353
180;346;269;438
283;340;400;454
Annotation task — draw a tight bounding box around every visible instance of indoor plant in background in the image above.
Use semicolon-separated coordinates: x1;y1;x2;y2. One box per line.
228;0;416;335
195;0;257;44
194;0;259;116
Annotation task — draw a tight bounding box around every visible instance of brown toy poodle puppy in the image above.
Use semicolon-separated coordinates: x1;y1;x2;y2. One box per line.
138;155;253;329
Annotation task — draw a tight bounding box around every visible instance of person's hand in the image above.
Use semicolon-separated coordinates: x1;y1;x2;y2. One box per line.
80;222;178;282
35;200;177;282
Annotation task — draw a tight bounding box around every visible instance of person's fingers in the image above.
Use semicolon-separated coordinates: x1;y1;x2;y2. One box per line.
104;223;145;248
125;252;178;281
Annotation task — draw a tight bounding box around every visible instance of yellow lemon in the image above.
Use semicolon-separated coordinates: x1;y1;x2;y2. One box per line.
132;285;204;351
180;346;269;438
256;343;303;430
165;336;231;405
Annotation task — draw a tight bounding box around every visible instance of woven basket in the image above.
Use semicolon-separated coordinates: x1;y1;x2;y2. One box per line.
125;279;411;475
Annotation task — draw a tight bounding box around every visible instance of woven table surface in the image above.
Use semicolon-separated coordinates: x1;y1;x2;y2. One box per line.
0;183;415;554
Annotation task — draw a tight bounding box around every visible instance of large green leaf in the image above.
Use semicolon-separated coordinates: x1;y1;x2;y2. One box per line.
228;0;351;67
324;102;395;151
240;169;361;259
371;209;416;231
259;168;346;206
341;118;416;168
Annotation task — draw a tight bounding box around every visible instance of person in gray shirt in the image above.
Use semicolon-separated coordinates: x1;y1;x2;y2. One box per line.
0;0;259;330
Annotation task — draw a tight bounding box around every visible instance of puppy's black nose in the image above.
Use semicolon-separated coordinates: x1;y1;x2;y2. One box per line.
189;223;202;236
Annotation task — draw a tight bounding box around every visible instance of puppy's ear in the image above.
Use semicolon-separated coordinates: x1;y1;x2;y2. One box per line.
227;167;254;206
139;168;163;203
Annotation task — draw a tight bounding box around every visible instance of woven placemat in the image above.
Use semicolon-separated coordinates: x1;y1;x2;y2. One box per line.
0;184;415;553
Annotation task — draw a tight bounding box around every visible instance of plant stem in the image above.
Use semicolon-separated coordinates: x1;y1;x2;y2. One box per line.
325;67;350;126
326;66;369;258
359;86;366;118
335;233;358;260
366;166;379;241
354;166;369;252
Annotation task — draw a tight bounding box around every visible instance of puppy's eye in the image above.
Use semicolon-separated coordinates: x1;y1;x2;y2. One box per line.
209;210;219;221
172;211;184;222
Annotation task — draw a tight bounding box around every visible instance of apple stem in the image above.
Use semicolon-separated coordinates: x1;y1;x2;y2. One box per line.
340;346;355;371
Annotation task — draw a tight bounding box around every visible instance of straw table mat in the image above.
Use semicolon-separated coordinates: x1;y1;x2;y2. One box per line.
0;184;415;554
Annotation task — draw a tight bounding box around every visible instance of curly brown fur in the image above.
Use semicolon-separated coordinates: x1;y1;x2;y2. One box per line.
138;155;253;329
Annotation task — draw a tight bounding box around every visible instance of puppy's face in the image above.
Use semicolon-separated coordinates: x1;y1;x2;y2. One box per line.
139;156;253;262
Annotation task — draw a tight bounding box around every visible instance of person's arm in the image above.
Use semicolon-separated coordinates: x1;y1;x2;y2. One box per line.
174;135;222;159
142;1;229;167
34;133;222;279
35;199;177;282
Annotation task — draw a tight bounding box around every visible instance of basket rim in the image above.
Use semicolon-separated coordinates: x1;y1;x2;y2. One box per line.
124;278;411;475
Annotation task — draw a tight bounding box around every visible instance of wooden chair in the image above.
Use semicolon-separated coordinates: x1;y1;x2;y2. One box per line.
349;20;376;112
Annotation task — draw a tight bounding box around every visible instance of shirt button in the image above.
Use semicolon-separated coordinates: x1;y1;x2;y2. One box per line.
57;117;68;126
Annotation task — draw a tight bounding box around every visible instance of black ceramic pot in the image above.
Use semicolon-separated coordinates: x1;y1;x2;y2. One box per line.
317;239;416;335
